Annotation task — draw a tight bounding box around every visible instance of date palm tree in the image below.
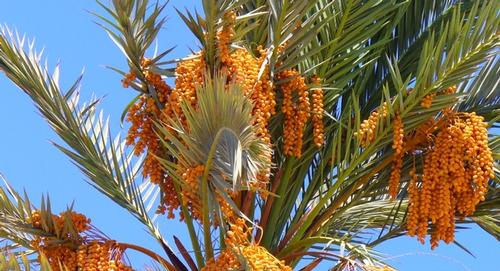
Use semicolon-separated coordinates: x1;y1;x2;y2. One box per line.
0;0;498;270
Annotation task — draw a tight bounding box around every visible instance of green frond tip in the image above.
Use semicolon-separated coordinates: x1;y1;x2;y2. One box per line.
95;0;173;95
96;0;168;63
0;253;53;271
0;176;39;250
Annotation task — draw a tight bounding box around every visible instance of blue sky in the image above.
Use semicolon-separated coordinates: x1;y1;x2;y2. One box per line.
0;1;497;270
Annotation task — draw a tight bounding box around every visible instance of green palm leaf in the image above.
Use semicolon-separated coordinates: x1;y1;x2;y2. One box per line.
0;27;188;270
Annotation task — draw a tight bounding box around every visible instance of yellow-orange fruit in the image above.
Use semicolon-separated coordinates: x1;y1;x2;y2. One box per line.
311;76;324;147
279;69;310;157
125;58;171;187
179;165;205;221
421;93;435;108
388;113;404;199
420;85;456;109
121;72;136;88
39;245;78;271
202;218;292;271
217;11;236;65
77;240;132;271
407;165;420;237
355;103;389;147
31;210;91;238
31;210;130;271
442;85;457;94
407;112;493;248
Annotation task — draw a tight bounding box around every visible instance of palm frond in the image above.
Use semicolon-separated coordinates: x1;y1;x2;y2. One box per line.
0;0;495;268
457;56;500;117
0;26;186;266
0;176;90;254
94;0;170;81
0;253;53;271
360;0;459;104
0;177;99;268
0;176;38;250
262;0;499;261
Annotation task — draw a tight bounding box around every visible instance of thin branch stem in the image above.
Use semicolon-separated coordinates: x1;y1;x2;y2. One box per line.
119;242;176;271
200;128;234;261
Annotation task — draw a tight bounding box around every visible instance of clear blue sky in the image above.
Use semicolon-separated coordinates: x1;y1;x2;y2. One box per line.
0;1;497;270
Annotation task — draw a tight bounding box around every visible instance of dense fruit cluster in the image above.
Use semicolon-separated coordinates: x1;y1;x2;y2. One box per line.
121;72;136;88
155;176;177;218
407;112;494;248
388;113;404;199
216;12;276;176
355;85;492;248
238;245;291;271
226;46;276;182
124;12;267;220
77;240;131;271
125;54;205;219
355;103;388;147
179;165;205;221
311;76;324;147
413;118;438;146
122;10;326;223
31;210;90;242
31;211;88;270
280;69;310;157
217;11;236;65
202;219;292;271
165;53;205;123
420;85;457;109
125;58;171;187
242;46;276;147
420;93;435;108
202;249;240;270
31;211;131;271
159;54;206;218
219;42;275;179
32;210;91;233
406;165;419;239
